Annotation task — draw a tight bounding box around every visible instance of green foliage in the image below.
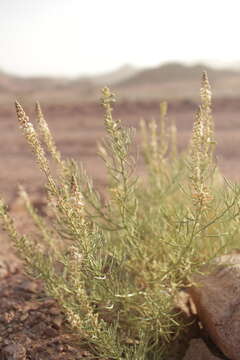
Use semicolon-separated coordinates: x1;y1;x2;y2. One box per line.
1;75;240;359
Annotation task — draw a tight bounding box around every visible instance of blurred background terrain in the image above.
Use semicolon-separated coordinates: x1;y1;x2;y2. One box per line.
1;61;240;204
1;0;240;203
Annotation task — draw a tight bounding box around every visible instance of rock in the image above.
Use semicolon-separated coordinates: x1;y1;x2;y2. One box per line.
0;255;20;276
183;339;223;360
19;313;28;322
2;343;26;360
189;254;240;360
48;306;60;315
43;326;58;337
16;279;38;293
52;315;63;329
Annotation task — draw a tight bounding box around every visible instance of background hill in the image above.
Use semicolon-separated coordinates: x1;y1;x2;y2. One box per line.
117;63;236;86
115;63;240;100
1;62;240;104
91;64;139;85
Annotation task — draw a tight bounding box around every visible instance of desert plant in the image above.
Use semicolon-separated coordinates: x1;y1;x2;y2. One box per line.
1;74;240;359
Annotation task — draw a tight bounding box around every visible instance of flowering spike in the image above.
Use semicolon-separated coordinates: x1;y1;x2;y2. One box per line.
35;101;62;164
15;100;30;129
200;71;212;106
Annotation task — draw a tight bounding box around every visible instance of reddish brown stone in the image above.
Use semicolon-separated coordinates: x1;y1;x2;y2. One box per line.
183;339;222;360
189;254;240;360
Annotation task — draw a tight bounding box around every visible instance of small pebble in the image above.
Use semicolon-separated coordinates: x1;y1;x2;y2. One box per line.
2;343;26;360
20;313;28;322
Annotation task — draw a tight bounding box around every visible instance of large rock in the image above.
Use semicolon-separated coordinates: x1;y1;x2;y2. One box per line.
189;254;240;360
183;338;223;360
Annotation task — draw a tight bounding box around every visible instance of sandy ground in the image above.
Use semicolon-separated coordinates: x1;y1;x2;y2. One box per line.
1;98;240;201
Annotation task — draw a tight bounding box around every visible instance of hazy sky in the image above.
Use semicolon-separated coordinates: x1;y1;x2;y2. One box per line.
0;0;239;77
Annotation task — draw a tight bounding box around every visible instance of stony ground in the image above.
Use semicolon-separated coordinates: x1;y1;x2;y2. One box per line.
0;268;94;359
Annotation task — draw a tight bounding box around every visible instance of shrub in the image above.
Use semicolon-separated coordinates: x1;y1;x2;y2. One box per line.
1;73;240;359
